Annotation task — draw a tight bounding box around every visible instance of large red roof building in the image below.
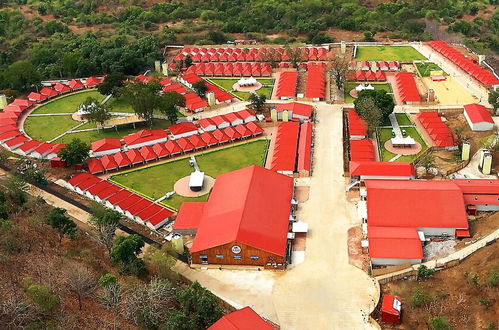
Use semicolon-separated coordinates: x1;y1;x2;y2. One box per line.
174;165;294;270
463;104;494;131
209;307;274;330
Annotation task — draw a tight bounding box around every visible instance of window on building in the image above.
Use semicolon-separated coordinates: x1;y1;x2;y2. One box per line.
215;254;224;259
200;254;208;258
233;256;242;260
250;256;260;260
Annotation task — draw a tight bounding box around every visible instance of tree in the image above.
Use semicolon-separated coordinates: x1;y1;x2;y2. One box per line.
98;72;126;96
248;93;266;113
363;31;376;41
284;46;305;68
429;316;450;330
99;273;121;308
192;80;208;97
81;97;112;128
120;80;162;125
66;266;97;310
3;61;41;91
419;153;435;174
46;207;77;243
354;97;382;135
159;91;185;124
411;287;434;307
111;234;146;275
354;89;394;122
177;281;223;328
26;283;60;312
162;310;195;330
59;138;91;166
417;265;435;281
145;246;177;279
89;202;122;254
328;57;350;91
489;90;499;113
5;175;28;205
184;55;193;68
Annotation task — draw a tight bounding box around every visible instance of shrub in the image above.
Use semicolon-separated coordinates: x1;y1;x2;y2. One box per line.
411;287;434;307
487;270;498;287
429;316;450;330
488;322;496;330
417;265;435;281
479;298;491;308
26;284;60;312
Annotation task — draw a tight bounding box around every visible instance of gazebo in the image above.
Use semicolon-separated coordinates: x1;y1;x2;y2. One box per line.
237;76;257;87
355;83;375;92
390;136;416;148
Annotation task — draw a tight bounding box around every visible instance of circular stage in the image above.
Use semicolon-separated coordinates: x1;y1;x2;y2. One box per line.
384;140;422;155
232;81;263;93
71;112;88;122
173;175;215;197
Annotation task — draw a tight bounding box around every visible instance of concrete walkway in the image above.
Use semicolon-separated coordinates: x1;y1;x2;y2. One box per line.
271;104;380;330
388;113;402;138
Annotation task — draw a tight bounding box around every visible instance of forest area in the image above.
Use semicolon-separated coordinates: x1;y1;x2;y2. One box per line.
0;0;497;94
0;163;224;329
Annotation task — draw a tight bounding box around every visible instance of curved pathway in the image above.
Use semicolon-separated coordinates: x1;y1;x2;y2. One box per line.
271;104;380;329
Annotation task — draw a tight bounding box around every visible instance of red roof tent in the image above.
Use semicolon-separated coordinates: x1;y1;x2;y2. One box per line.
198;118;216;130
348;109;368;137
86;76;101;87
184;92;209;111
28;92;48;102
100;154;119;171
136;203;165;221
271;122;300;173
297;122;313;173
152;143;170;158
39;87;59;98
125;148;145;165
355;71;366;81
91;138;121;153
245;122;264;135
115;194;144;211
187;134;207;149
53;83;71;93
305;64;326;99
67;173;93;187
95;185;122;201
395;72;422;103
32;142;57;157
368;226;423;260
200;131;219;146
123;129;167;147
69;79;85;90
139;145;158;162
233;124;253;138
380;294;402;324
0;130;22;142
147;208;175;227
12;98;35;108
124;198;154;216
463;104;494;124
181;73;203;85
113;152;132;168
160;77;173;86
212;129;231;143
365;180;469;229
87;158;105;174
276;71;298;98
164;140;183;154
188;165;294;255
349;161;416;177
76;176;102;192
173;202;205;231
209;306;274;330
169;122;198;136
276;102;313;119
4;135;29;149
222;126;242;141
176;137;195;152
163;83;188;94
18;140;43;154
4;104;25;113
87;180;114;197
350;139;376;161
236;109;256;121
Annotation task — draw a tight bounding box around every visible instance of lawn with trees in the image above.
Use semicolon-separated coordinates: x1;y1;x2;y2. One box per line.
207;78;274;100
415;62;447;77
344;82;393;103
378;127;429;162
355;46;427;61
30;90;105;114
110;139;269;210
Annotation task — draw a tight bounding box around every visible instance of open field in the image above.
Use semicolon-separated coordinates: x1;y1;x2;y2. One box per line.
208;78;274;100
32;90;104;114
53;119;172;144
344;82;393;103
378;126;428;162
110;139;269;210
422;77;479;105
415;62;447;77
355;46;427;61
24;115;81;141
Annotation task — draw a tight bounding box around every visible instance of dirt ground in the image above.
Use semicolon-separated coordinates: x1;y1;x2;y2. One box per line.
422;77;479;105
348;226;370;272
379;242;498;329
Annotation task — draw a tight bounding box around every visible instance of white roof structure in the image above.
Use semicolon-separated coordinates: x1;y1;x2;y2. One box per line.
189;171;205;188
391;136;416;146
238;77;257;86
292;220;309;233
355;83;375;92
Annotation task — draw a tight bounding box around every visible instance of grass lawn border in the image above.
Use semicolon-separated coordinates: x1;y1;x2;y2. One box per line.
30;89;103;114
109;138;269;210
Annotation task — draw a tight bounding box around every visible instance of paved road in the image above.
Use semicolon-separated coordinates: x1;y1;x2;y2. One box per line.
271;104;380;330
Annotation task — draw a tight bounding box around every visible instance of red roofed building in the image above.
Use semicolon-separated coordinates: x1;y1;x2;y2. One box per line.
87;158;105;174
454;179;499;212
463;104;494;131
347;109;368;139
212;129;231;144
349;161;416;181
187;134;207;150
86;76;101;87
125;149;145;165
113;152;131;168
31;142;57;158
173;202;205;235
4;136;29;150
91;138;122;157
235;109;257;123
350;139;376;161
211;115;230;129
209;307;274;330
200;131;219;146
40;87;59;98
297;122;313;176
198;118;217;132
169;122;198;139
368;226;423;266
146;208;175;230
17;140;43;156
69;79;85;91
139;145;158;162
305;64;326;101
395;72;422;104
380;295;403;324
224;112;243;126
271;122;300;175
152;143;170;159
124;129;168;149
100;154;119;172
184;92;209;113
12;99;35;108
28;92;48;103
276;103;314;122
53;83;71;94
365;180;469;237
275;71;298;99
164;140;183;155
175;165;294;269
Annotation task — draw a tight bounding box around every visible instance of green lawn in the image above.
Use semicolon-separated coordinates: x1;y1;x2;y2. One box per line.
32;90;105;114
344;82;393;103
110;139;269;210
208;78;274;101
378;127;428;162
24;115;82;141
415;62;447;77
395;113;412;126
53;119;172;144
355;46;427;61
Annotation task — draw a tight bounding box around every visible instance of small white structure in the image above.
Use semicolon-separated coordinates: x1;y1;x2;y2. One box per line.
390;136;416;147
77;102;99;116
189;170;205;192
237;76;257;87
355;83;375;92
